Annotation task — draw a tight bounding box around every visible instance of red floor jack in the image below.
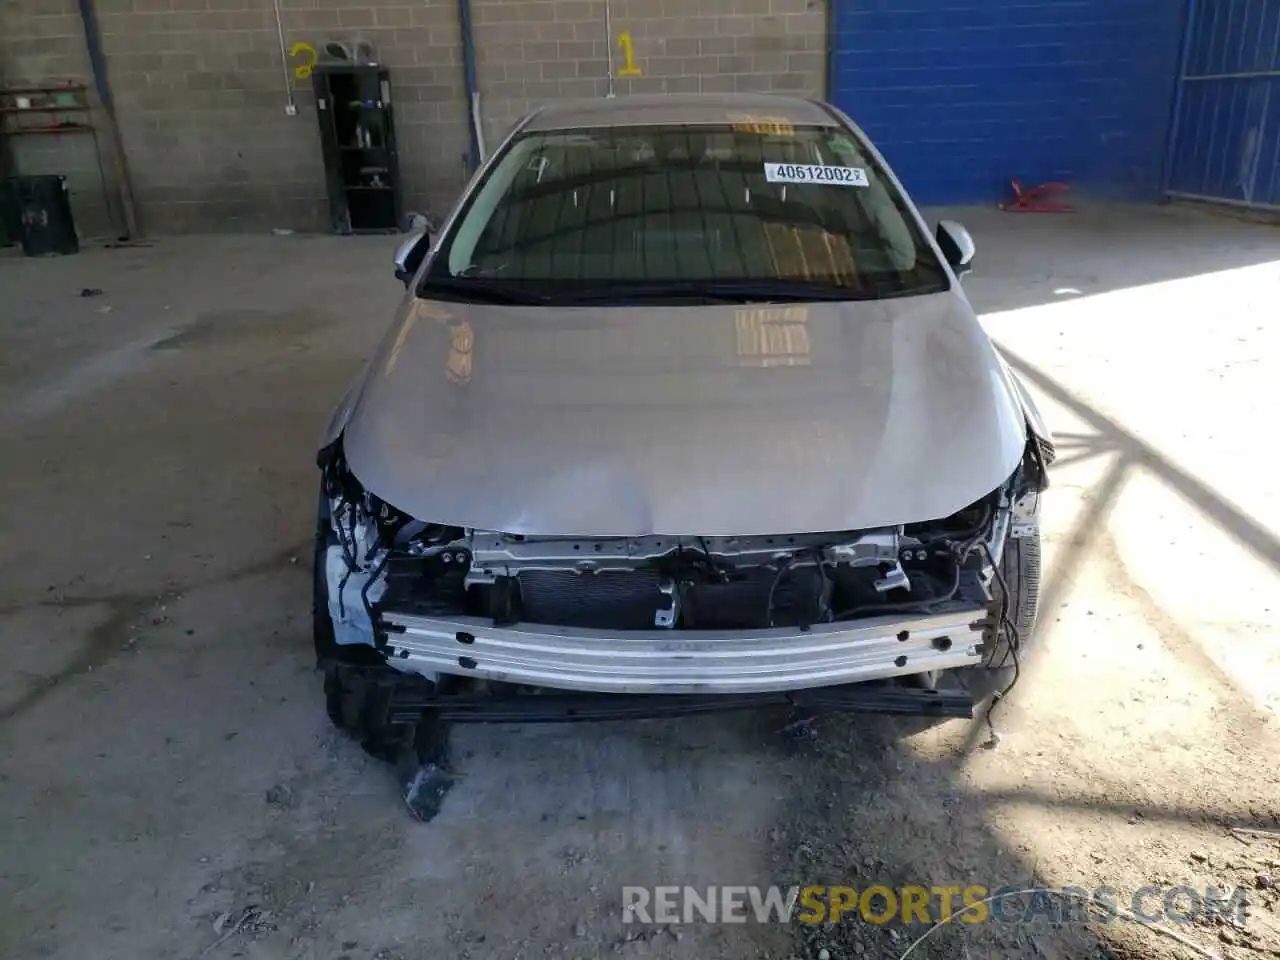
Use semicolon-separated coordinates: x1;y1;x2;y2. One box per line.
1000;178;1074;212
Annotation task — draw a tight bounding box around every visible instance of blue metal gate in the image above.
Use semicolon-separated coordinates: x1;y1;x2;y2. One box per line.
1164;0;1280;210
828;0;1186;206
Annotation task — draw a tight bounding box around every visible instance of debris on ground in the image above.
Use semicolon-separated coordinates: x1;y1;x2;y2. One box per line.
612;925;680;949
79;287;103;297
199;905;274;955
264;784;294;808
402;763;453;822
781;715;819;740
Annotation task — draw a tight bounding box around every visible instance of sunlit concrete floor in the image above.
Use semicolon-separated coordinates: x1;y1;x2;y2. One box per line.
1;203;1278;960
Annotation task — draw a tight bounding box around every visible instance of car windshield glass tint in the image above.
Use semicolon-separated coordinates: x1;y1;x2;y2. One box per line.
427;123;949;300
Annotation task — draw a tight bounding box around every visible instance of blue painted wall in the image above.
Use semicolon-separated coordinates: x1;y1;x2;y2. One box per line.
1166;0;1280;208
830;0;1189;205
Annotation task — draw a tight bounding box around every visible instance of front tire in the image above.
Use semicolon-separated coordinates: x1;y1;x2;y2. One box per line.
899;530;1042;727
985;529;1042;672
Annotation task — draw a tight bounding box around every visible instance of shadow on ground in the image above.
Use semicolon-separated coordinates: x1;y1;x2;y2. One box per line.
766;341;1280;960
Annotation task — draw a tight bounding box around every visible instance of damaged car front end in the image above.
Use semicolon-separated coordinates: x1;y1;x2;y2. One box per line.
315;427;1049;755
310;94;1055;814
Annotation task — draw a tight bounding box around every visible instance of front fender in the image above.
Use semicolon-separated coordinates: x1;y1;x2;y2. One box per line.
992;351;1053;451
319;374;368;452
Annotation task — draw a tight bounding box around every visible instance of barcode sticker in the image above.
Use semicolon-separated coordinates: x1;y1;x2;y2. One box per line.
764;163;869;187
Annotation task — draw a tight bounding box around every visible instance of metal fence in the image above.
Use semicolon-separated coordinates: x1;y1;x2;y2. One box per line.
1163;0;1280;210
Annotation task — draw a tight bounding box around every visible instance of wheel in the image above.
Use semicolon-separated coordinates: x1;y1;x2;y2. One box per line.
960;529;1041;704
898;530;1042;728
985;529;1042;672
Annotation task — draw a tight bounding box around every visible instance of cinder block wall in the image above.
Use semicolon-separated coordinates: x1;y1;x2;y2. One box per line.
1;0;825;235
95;0;474;232
472;0;826;150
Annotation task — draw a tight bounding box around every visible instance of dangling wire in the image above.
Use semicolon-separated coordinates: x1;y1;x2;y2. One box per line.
980;541;1022;742
765;556;793;628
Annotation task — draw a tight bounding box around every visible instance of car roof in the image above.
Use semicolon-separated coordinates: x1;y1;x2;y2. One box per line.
523;93;840;132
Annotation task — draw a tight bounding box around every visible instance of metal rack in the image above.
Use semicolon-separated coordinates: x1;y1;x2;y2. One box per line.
0;82;94;135
312;65;403;234
0;82;113;238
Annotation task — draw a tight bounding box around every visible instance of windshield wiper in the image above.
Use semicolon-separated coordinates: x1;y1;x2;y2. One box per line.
418;277;549;305
553;280;883;304
874;280;949;299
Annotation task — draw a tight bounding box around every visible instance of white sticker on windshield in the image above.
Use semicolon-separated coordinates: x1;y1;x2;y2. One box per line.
764;163;868;187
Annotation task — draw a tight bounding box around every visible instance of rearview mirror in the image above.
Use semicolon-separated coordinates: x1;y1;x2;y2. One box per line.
935;220;975;276
394;212;435;287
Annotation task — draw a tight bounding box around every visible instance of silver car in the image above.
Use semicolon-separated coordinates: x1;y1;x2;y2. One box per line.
313;94;1053;800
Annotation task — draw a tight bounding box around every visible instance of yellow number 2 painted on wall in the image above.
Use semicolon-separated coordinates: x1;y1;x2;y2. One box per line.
616;32;642;76
290;41;318;80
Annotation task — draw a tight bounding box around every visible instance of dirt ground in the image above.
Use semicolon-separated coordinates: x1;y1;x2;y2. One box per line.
2;204;1279;960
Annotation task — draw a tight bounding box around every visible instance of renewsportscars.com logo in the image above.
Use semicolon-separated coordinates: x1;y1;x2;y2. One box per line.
622;884;1249;936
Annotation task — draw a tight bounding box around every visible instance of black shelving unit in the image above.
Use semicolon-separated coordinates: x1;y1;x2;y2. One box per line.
312;64;402;235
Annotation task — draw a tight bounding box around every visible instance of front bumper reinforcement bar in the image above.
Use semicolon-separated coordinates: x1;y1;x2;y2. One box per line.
379;604;988;694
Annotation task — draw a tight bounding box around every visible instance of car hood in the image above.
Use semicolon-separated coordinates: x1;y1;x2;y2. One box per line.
334;292;1027;537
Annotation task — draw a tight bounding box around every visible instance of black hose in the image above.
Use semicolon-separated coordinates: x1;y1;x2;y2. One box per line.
915;500;993;545
360;547;393;633
830;561;961;621
334;505;358;619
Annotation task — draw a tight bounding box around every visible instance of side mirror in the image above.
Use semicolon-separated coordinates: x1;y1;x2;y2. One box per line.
394;212;435;287
936;220;976;276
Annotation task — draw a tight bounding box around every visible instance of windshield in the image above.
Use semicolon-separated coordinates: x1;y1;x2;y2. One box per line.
422;122;949;304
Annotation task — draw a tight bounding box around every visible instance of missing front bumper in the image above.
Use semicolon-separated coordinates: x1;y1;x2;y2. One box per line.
379;604;988;695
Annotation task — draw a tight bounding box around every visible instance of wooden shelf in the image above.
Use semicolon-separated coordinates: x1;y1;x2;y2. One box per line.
2;123;93;135
0;83;86;96
0;105;88;114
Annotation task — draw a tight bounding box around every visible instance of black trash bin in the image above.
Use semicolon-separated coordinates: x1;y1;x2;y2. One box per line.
0;180;19;248
9;175;78;256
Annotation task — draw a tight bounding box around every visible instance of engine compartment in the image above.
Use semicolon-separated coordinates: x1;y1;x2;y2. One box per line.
315;436;1044;653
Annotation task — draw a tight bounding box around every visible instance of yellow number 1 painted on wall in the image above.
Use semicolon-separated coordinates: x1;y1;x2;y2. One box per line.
616;32;642;76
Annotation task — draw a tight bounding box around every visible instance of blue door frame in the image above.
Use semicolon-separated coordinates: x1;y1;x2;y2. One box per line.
1163;0;1280;210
